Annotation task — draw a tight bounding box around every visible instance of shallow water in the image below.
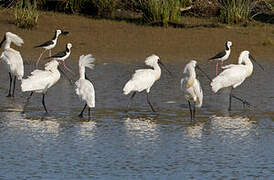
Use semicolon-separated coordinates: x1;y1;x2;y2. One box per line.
0;61;273;179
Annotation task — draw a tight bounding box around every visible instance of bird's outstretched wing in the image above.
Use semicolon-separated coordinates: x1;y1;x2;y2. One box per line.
208;50;226;60
34;40;54;48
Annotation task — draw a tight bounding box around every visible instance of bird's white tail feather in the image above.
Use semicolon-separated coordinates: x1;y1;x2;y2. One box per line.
6;32;24;46
123;80;134;95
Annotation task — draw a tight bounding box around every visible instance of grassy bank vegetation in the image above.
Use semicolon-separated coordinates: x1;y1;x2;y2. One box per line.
0;0;273;29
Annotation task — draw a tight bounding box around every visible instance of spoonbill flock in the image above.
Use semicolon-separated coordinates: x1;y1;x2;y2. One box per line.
0;31;264;120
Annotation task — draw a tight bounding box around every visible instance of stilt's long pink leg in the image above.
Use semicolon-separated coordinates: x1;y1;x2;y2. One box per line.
62;61;75;75
36;49;47;67
216;62;218;76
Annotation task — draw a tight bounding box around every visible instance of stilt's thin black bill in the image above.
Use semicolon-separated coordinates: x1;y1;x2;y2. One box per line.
196;65;212;81
158;60;172;76
249;54;264;70
61;31;69;35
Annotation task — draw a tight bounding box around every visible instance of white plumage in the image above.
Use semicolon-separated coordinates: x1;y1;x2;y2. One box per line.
181;60;203;120
21;60;61;113
21;60;61;93
0;32;24;97
75;54;96;117
211;50;253;93
123;54;161;95
123;54;168;112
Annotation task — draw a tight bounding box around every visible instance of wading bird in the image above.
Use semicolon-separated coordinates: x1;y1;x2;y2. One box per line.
181;60;203;120
211;50;264;111
21;44;73;113
123;54;171;112
75;54;95;117
45;43;74;74
208;41;232;75
0;32;24;97
34;29;69;67
21;60;70;113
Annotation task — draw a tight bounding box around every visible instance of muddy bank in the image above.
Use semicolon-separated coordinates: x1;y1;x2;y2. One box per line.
0;10;273;64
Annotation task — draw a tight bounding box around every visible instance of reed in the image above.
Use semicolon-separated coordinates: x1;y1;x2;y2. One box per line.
138;0;186;26
218;0;255;24
14;1;39;29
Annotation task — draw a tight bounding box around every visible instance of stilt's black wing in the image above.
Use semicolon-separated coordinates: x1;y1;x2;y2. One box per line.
34;40;54;48
45;50;66;59
208;50;226;60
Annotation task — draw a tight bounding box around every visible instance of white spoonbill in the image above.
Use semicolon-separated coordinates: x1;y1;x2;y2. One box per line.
181;60;203;120
21;60;68;113
211;50;264;111
34;29;69;67
208;41;232;75
0;32;24;97
75;54;95;117
123;54;171;112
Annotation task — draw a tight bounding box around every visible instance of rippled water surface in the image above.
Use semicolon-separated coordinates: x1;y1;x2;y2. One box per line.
0;61;273;179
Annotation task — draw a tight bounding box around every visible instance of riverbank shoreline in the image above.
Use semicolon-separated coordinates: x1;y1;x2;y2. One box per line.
0;10;273;64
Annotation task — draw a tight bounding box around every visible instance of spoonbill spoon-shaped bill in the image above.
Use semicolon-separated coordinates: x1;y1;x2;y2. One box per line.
211;50;263;110
75;54;96;117
21;60;67;113
0;32;24;97
181;60;203;120
34;29;69;67
45;43;74;75
123;54;171;112
208;41;232;75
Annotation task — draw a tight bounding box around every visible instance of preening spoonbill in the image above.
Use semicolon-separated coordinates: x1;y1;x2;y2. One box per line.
75;54;95;117
211;50;263;111
34;30;69;67
208;41;232;75
0;32;24;97
123;54;171;112
181;60;203;120
21;59;69;113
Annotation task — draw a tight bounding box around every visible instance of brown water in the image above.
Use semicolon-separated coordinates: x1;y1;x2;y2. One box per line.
0;60;273;179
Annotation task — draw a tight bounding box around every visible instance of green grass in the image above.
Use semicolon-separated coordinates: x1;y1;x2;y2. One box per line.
14;6;39;29
218;0;254;24
138;0;183;26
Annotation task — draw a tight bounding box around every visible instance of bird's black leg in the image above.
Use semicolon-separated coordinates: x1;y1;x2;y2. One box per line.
188;101;193;120
42;94;48;113
193;103;196;120
22;92;34;114
7;72;12;97
127;92;136;110
79;104;87;117
88;107;91;117
228;88;233;111
12;76;16;97
146;93;156;112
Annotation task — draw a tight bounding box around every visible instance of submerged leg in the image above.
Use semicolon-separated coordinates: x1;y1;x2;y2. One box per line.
228;88;233;111
127;92;136;110
79;104;87;117
188;101;193;120
49;49;51;57
7;72;12;97
88;107;91;117
146;93;156;112
12;76;16;97
193;103;196;120
42;94;48;113
22;92;34;113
